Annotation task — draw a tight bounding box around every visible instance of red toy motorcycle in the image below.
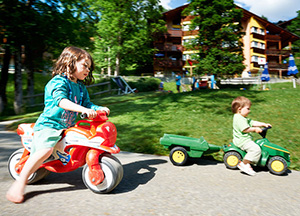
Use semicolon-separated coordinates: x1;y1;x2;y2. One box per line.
8;110;123;194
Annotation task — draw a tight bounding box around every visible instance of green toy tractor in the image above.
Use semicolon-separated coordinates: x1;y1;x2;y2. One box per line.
223;127;291;175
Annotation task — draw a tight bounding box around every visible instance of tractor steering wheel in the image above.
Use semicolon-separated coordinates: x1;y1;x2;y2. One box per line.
259;126;272;138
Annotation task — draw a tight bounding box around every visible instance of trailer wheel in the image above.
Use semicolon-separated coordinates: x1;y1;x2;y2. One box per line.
169;147;188;166
223;151;241;169
267;156;288;175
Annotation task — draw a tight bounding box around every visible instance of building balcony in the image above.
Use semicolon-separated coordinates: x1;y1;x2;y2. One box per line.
269;62;288;70
167;29;182;37
252;62;288;70
182;30;199;36
266;49;290;56
154;59;183;68
252;47;265;55
252;32;265;40
265;34;281;41
154;44;183;52
182;15;195;22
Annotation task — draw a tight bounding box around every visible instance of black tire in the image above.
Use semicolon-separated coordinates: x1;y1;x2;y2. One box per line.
8;148;50;184
82;153;123;194
267;156;288;175
223;151;242;169
169;147;188;166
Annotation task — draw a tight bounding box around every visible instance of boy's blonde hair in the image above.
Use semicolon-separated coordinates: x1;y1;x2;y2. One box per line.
52;46;95;85
231;96;252;113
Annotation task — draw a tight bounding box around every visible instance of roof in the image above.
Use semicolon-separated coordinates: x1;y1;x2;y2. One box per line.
163;3;300;43
237;5;299;42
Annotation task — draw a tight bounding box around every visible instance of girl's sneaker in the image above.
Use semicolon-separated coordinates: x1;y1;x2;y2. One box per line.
237;162;256;176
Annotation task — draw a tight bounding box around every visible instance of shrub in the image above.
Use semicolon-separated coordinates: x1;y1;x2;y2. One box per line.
128;77;160;92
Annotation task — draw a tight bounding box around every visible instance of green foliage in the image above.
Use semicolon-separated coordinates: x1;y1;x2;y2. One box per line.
128;77;161;92
183;0;245;76
90;0;165;76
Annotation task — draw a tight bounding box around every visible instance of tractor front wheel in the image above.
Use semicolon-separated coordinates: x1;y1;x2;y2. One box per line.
267;156;288;175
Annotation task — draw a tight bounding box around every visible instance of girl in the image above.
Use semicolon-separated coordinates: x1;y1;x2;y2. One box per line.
6;46;109;203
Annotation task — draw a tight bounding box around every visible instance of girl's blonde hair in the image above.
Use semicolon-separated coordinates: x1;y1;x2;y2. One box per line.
52;46;95;85
231;96;252;113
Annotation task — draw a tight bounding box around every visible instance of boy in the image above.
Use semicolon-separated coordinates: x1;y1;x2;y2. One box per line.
231;96;272;176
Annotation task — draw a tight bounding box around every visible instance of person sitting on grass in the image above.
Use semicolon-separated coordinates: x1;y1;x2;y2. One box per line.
231;96;272;176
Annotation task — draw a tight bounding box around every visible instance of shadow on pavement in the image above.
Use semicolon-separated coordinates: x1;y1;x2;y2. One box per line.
23;168;86;201
185;155;223;167
113;158;167;194
22;158;167;201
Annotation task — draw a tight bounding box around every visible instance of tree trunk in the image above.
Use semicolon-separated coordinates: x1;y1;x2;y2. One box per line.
114;54;120;77
0;45;11;109
107;57;111;76
25;47;35;106
107;47;111;76
14;45;24;114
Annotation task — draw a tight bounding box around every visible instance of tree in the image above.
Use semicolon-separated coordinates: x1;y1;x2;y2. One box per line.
183;0;245;76
91;0;165;76
261;15;268;21
0;0;97;114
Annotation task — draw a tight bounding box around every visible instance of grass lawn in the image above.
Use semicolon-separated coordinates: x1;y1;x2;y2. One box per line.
2;80;300;171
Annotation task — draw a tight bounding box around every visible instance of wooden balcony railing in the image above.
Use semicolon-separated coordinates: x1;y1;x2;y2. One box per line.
154;44;183;52
268;62;288;69
252;32;265;40
265;34;281;41
167;29;182;37
182;30;199;36
252;47;265;55
182;15;195;22
154;59;183;68
266;49;290;56
252;62;288;70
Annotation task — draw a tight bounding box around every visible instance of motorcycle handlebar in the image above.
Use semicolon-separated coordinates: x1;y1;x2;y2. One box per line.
80;110;108;119
80;113;88;119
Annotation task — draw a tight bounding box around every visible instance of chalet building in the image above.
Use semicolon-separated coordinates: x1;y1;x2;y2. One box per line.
153;4;300;77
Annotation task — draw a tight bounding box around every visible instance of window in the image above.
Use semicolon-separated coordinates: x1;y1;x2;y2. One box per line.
251;41;265;49
251;55;259;62
251;27;258;33
260;28;265;35
182;24;189;31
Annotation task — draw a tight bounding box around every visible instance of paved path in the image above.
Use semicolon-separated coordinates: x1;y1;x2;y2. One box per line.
0;121;300;216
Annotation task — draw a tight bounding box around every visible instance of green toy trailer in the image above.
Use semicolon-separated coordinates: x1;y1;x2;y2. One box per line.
160;134;222;166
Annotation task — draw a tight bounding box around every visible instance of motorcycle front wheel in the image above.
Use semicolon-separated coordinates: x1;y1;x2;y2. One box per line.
82;153;123;194
8;148;50;184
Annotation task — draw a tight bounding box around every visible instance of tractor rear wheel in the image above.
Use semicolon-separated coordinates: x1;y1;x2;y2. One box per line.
223;151;241;169
169;147;188;166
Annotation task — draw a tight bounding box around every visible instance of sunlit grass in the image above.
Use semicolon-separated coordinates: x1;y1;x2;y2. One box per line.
2;80;300;170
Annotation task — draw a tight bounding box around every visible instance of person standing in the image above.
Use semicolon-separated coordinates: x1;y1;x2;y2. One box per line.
175;72;182;93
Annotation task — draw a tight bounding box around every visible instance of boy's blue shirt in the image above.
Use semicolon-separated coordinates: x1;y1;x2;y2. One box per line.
176;75;181;85
34;75;102;131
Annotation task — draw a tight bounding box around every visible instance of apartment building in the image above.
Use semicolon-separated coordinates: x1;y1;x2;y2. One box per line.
153;4;299;77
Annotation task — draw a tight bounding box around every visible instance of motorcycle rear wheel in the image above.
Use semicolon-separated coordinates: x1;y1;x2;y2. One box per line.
8;148;50;184
82;153;123;194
